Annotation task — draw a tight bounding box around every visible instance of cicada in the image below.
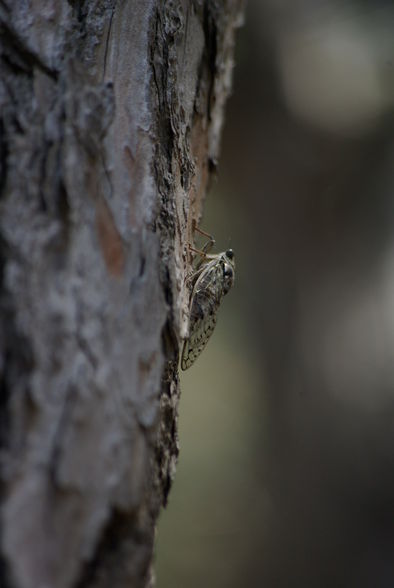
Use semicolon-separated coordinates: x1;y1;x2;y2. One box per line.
181;237;235;371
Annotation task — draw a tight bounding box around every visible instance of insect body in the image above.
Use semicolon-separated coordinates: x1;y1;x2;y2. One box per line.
181;248;235;370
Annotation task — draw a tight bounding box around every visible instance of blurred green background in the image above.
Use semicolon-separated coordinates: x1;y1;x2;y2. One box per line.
156;2;394;587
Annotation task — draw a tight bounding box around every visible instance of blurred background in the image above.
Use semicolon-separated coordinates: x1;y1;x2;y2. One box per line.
156;1;394;586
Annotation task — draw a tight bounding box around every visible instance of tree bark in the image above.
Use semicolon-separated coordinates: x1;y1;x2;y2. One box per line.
0;2;243;587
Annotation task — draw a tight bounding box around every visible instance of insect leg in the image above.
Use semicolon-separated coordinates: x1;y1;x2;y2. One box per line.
189;245;209;257
192;221;215;254
188;244;209;273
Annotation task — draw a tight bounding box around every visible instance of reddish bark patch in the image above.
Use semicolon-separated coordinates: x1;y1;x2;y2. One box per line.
123;145;138;228
95;197;125;277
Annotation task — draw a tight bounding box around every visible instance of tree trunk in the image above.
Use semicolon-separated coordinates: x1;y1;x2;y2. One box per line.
0;2;243;587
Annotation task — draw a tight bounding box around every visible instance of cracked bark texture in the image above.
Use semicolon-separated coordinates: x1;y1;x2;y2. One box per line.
0;2;243;587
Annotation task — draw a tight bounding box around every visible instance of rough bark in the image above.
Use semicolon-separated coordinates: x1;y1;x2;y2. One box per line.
0;2;243;587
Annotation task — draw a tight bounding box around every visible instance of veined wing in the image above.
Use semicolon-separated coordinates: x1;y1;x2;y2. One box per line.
181;249;235;371
181;289;218;370
181;259;224;370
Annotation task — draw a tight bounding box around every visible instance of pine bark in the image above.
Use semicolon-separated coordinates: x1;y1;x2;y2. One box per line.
0;2;243;587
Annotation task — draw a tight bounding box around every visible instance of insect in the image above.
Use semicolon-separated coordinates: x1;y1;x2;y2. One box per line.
181;230;235;370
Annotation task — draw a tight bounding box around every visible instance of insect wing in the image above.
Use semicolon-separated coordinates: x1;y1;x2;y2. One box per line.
181;290;218;370
181;259;223;370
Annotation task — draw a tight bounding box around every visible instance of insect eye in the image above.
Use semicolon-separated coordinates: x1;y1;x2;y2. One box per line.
223;265;233;278
222;263;234;295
